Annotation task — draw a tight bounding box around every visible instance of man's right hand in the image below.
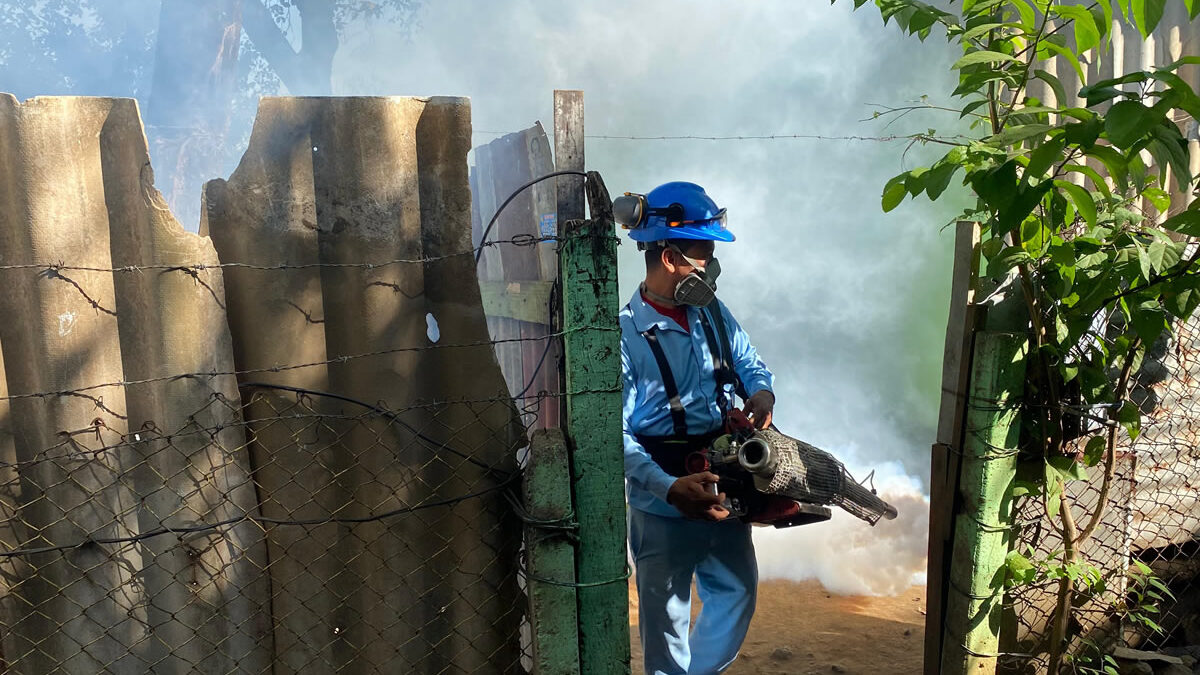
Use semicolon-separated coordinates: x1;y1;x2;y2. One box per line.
667;472;730;521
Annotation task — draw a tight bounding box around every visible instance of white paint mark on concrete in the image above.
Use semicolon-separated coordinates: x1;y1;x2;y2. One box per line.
426;312;440;343
57;311;77;336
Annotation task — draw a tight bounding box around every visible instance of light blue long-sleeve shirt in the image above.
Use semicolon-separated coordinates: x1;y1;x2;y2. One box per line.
620;289;774;517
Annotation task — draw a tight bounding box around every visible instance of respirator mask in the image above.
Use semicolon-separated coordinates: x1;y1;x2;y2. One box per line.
669;244;722;307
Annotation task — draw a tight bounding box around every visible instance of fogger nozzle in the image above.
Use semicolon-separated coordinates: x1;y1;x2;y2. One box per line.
737;436;775;474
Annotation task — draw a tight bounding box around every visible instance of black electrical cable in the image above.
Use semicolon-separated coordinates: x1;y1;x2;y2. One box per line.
514;277;562;400
475;170;588;264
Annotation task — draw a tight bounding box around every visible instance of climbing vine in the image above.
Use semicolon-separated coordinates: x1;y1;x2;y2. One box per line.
839;0;1200;671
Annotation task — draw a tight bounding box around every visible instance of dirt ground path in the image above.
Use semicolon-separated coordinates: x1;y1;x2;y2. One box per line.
629;579;926;675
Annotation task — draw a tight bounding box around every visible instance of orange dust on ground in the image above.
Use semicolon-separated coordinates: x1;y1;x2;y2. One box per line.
629;579;926;675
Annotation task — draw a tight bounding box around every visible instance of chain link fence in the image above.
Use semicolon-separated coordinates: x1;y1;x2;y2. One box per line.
1001;309;1200;672
0;314;576;673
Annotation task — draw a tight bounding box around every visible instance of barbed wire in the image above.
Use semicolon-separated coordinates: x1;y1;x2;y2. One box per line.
0;474;520;559
0;233;608;276
471;130;959;143
0;325;617;405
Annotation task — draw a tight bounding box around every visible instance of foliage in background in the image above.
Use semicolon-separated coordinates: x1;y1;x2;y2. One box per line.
839;0;1200;671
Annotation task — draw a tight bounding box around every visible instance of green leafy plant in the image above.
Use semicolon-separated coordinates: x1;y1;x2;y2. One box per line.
839;0;1200;671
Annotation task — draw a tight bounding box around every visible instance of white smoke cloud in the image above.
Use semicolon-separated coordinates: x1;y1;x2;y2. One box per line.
754;485;930;596
335;0;969;595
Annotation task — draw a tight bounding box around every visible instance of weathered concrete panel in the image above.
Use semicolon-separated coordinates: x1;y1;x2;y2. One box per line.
0;94;271;673
0;95;145;674
98;99;272;674
204;96;524;674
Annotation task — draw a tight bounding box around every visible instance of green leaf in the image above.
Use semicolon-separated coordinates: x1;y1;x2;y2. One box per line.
961;97;991;118
1163;277;1200;319
1049;454;1088;481
1129;151;1149;191
1026;135;1067;179
1034;70;1068;108
1065;115;1105;149
924;162;960;200
1051;3;1101;53
1105;100;1161;148
883;174;908;212
1118;401;1142;441
1038;38;1086;82
1086;145;1129;191
1131;300;1168;346
1161;55;1200;71
1045;470;1064;519
1132;0;1167;37
1011;0;1036;31
905;166;930;196
1144;187;1171;213
1135;242;1154;282
1080;72;1148;104
1063;163;1112;197
991;245;1033;275
954;50;1019;68
1162;210;1200;237
1149;123;1192;192
987;123;1053;147
1083;436;1108;467
962;21;1024;40
1021;217;1048;255
1056;180;1097;228
1148;238;1169;273
1005;551;1038;585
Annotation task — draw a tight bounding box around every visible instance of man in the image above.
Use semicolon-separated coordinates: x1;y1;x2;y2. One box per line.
615;181;776;675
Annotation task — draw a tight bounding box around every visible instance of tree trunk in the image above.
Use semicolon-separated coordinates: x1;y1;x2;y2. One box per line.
240;0;338;96
145;0;243;229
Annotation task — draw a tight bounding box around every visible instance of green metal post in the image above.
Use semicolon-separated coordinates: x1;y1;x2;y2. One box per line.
560;172;631;674
940;329;1027;674
524;429;582;674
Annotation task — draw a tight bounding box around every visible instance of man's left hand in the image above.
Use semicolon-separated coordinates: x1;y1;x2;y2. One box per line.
743;390;775;430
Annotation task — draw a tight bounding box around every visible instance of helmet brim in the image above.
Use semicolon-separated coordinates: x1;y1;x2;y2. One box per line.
626;225;736;243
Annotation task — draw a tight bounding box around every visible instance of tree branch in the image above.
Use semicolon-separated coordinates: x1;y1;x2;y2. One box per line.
239;0;305;93
1074;337;1141;547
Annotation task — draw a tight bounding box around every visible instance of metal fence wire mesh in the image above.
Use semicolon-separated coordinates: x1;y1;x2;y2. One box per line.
1000;308;1200;672
0;368;568;673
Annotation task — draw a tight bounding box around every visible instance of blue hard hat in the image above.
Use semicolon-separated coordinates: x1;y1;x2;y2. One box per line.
614;181;734;244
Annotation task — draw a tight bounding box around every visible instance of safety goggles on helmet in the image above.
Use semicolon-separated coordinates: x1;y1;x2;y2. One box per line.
614;193;728;231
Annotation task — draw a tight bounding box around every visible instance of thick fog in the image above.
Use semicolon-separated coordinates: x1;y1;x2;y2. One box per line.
1;0;971;594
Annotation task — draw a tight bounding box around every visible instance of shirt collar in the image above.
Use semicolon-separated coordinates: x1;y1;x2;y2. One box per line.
629;287;691;334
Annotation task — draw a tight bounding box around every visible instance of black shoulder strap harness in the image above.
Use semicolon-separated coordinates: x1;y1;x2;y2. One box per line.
636;300;748;437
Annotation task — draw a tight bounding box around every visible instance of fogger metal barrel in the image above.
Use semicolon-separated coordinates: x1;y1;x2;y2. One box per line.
735;429;898;525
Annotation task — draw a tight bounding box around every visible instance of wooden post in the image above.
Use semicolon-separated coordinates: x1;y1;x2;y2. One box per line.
940;330;1026;675
555;89;585;426
554;91;586;226
924;222;981;674
524;429;582;675
560;166;631;674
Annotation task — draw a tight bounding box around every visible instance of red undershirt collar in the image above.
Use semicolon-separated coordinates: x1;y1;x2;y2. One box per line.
641;289;689;331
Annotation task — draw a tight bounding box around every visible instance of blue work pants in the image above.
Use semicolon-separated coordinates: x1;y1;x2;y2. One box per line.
629;508;757;675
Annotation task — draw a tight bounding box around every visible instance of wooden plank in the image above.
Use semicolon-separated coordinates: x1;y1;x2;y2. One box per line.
525;122;559;282
925;220;981;675
524;429;582;674
554;91;585;225
554;91;584;431
562;170;630;675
